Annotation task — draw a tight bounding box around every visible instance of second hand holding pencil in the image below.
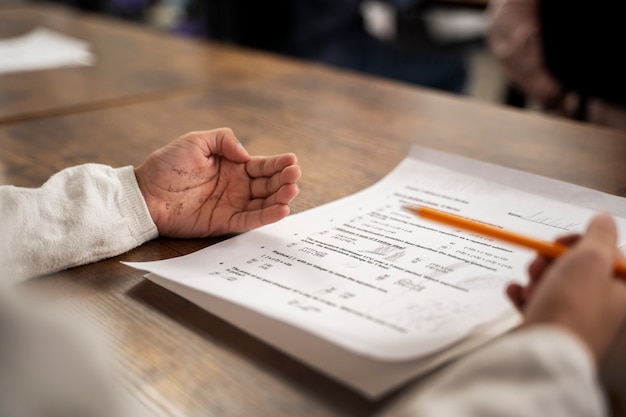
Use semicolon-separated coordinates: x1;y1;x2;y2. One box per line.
404;205;626;278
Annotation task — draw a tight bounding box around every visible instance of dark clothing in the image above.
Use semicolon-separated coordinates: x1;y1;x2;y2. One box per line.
539;0;626;107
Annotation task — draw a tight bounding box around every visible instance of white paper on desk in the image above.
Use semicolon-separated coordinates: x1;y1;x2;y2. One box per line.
124;145;626;397
0;27;94;75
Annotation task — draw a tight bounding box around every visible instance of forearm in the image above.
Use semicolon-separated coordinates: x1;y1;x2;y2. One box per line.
0;164;158;282
377;326;606;417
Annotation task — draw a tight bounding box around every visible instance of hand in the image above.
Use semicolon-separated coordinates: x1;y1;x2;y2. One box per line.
507;213;626;362
487;0;564;107
134;128;301;238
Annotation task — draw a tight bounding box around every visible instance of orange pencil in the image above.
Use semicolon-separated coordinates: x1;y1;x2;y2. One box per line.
404;205;626;278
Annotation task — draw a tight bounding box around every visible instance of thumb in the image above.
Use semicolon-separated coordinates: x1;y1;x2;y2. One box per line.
210;128;250;163
582;212;618;262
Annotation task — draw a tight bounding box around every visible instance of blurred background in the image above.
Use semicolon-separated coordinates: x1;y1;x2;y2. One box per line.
18;0;509;105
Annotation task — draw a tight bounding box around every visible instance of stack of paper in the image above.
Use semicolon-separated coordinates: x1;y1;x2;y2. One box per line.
125;145;626;398
0;27;94;75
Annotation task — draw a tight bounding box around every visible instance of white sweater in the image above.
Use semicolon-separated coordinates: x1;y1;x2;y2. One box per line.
0;164;607;417
377;327;606;417
0;164;158;282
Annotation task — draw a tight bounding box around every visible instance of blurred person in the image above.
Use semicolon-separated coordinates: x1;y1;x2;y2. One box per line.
191;0;468;93
46;0;468;92
272;0;467;92
487;0;626;131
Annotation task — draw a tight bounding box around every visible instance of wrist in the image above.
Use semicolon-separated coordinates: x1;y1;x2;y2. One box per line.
133;166;161;234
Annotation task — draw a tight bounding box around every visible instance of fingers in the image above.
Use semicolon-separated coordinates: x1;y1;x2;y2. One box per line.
229;181;300;232
249;165;301;201
505;282;525;311
557;213;617;286
516;232;581;308
521;213;626;362
247;153;301;201
527;234;580;281
246;153;298;178
230;204;292;232
523;213;616;293
582;212;618;255
527;253;550;283
246;183;300;212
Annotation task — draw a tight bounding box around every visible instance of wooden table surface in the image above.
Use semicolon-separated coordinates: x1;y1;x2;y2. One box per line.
0;2;294;125
2;4;626;417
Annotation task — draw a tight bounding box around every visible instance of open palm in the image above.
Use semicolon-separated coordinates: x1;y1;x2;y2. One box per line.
134;128;300;238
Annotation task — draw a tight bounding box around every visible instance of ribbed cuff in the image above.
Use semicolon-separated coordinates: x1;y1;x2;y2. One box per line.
115;166;159;245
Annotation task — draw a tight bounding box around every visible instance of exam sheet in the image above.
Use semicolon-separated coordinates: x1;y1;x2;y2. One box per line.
125;145;626;395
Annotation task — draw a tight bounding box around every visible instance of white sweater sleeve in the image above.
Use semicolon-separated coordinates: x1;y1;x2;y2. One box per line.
377;326;606;417
0;164;159;282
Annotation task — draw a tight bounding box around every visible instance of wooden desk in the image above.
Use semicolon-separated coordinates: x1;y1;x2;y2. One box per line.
2;6;626;417
0;2;293;124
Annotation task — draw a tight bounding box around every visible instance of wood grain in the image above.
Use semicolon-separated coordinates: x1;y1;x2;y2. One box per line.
0;3;304;124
